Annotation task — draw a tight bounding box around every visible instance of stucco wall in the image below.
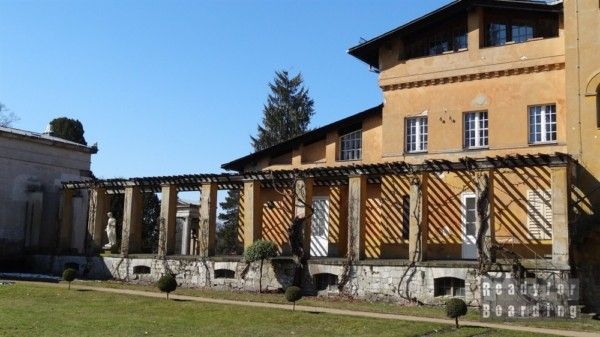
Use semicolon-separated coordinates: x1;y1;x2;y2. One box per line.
0;134;92;256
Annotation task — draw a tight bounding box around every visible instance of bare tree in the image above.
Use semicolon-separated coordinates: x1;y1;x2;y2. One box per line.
0;103;19;127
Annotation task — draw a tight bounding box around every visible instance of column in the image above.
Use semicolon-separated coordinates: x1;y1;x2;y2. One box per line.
158;184;178;256
58;189;74;252
551;166;570;268
181;216;191;255
87;187;109;254
121;185;143;255
294;178;314;255
243;180;262;249
199;182;218;257
347;175;366;261
408;175;428;262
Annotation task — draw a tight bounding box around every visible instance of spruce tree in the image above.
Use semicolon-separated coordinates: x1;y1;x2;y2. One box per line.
217;70;314;255
251;70;314;151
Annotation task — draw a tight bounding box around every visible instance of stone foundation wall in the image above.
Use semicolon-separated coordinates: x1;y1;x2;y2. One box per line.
27;255;575;306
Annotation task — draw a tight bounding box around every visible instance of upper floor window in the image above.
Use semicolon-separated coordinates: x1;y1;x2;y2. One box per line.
484;11;558;47
529;104;557;144
339;129;361;161
402;15;468;60
406;117;428;153
464;111;488;149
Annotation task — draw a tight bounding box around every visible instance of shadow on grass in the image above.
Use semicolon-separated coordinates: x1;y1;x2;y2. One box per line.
172;299;191;302
76;289;93;292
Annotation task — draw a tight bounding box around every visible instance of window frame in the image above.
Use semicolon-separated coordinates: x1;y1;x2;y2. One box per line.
405;116;428;154
526;189;553;240
338;129;362;161
434;277;466;298
463;111;489;149
528;104;557;145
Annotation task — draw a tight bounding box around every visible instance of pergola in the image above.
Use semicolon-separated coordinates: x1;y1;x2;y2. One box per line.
59;153;573;266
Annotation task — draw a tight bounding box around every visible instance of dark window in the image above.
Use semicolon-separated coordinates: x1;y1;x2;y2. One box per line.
314;273;338;291
402;15;468;60
484;11;558;47
133;266;151;274
434;277;465;297
214;269;235;279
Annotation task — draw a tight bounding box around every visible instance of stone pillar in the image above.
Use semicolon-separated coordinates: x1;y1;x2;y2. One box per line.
347;175;366;261
121;186;143;255
199;183;218;257
87;187;109;254
551;165;570;268
408;175;428;262
294;178;314;255
181;216;191;255
243;180;262;249
158;184;178;256
58;189;74;252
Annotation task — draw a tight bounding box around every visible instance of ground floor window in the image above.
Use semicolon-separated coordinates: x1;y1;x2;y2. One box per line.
434;277;465;297
527;189;552;240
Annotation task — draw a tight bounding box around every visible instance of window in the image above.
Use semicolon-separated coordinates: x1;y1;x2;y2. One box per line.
339;129;361;161
484;12;558;47
464;111;488;149
527;190;552;240
512;22;534;43
133;265;151;274
487;23;507;46
402;195;410;239
214;269;235;279
405;117;428;153
401;16;468;60
434;277;465;297
528;104;557;144
464;196;477;238
314;273;338;291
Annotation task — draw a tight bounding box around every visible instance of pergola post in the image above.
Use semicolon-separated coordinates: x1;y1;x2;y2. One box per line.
158;184;178;256
199;182;218;257
87;187;109;254
408;174;428;262
551;165;570;268
243;180;262;249
121;185;143;255
476;171;495;261
347;175;366;261
58;189;74;253
181;216;191;255
294;178;314;256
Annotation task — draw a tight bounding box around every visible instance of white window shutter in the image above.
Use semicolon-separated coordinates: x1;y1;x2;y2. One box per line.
527;190;552;240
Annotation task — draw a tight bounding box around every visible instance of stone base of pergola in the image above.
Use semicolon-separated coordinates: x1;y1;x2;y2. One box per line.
25;254;569;305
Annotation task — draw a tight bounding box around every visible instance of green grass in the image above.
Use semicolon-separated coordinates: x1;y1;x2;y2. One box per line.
0;283;551;337
73;280;600;333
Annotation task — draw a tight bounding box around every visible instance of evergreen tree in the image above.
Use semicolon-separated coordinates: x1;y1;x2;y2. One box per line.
251;70;315;151
49;117;87;145
217;70;314;255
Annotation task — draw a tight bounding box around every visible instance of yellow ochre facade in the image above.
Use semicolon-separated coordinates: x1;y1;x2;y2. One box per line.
223;0;600;268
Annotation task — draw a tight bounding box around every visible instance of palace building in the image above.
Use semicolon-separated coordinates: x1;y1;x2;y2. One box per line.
41;0;600;308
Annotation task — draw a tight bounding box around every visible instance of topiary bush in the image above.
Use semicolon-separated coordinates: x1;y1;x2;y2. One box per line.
244;240;278;293
157;274;177;299
446;298;468;328
62;268;77;290
285;286;303;311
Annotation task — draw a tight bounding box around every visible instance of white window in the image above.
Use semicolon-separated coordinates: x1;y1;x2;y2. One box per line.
527;189;552;240
529;104;557;144
406;117;428;153
339;129;361;161
464;111;488;149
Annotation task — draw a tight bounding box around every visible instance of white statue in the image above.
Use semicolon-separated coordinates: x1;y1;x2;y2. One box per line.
103;212;117;249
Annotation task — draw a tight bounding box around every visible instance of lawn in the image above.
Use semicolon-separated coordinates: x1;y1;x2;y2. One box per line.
0;283;551;337
73;279;600;333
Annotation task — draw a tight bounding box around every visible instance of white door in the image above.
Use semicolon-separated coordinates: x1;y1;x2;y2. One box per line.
310;197;329;257
461;193;478;259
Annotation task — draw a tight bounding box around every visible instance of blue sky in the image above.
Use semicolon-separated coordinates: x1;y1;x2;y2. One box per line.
0;0;449;179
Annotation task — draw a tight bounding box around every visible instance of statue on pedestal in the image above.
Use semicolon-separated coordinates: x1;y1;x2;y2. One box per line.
103;212;117;250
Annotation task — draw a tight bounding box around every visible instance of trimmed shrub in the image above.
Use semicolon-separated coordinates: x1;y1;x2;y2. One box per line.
62;268;77;290
157;274;177;299
243;240;278;293
446;298;468;328
285;286;303;311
